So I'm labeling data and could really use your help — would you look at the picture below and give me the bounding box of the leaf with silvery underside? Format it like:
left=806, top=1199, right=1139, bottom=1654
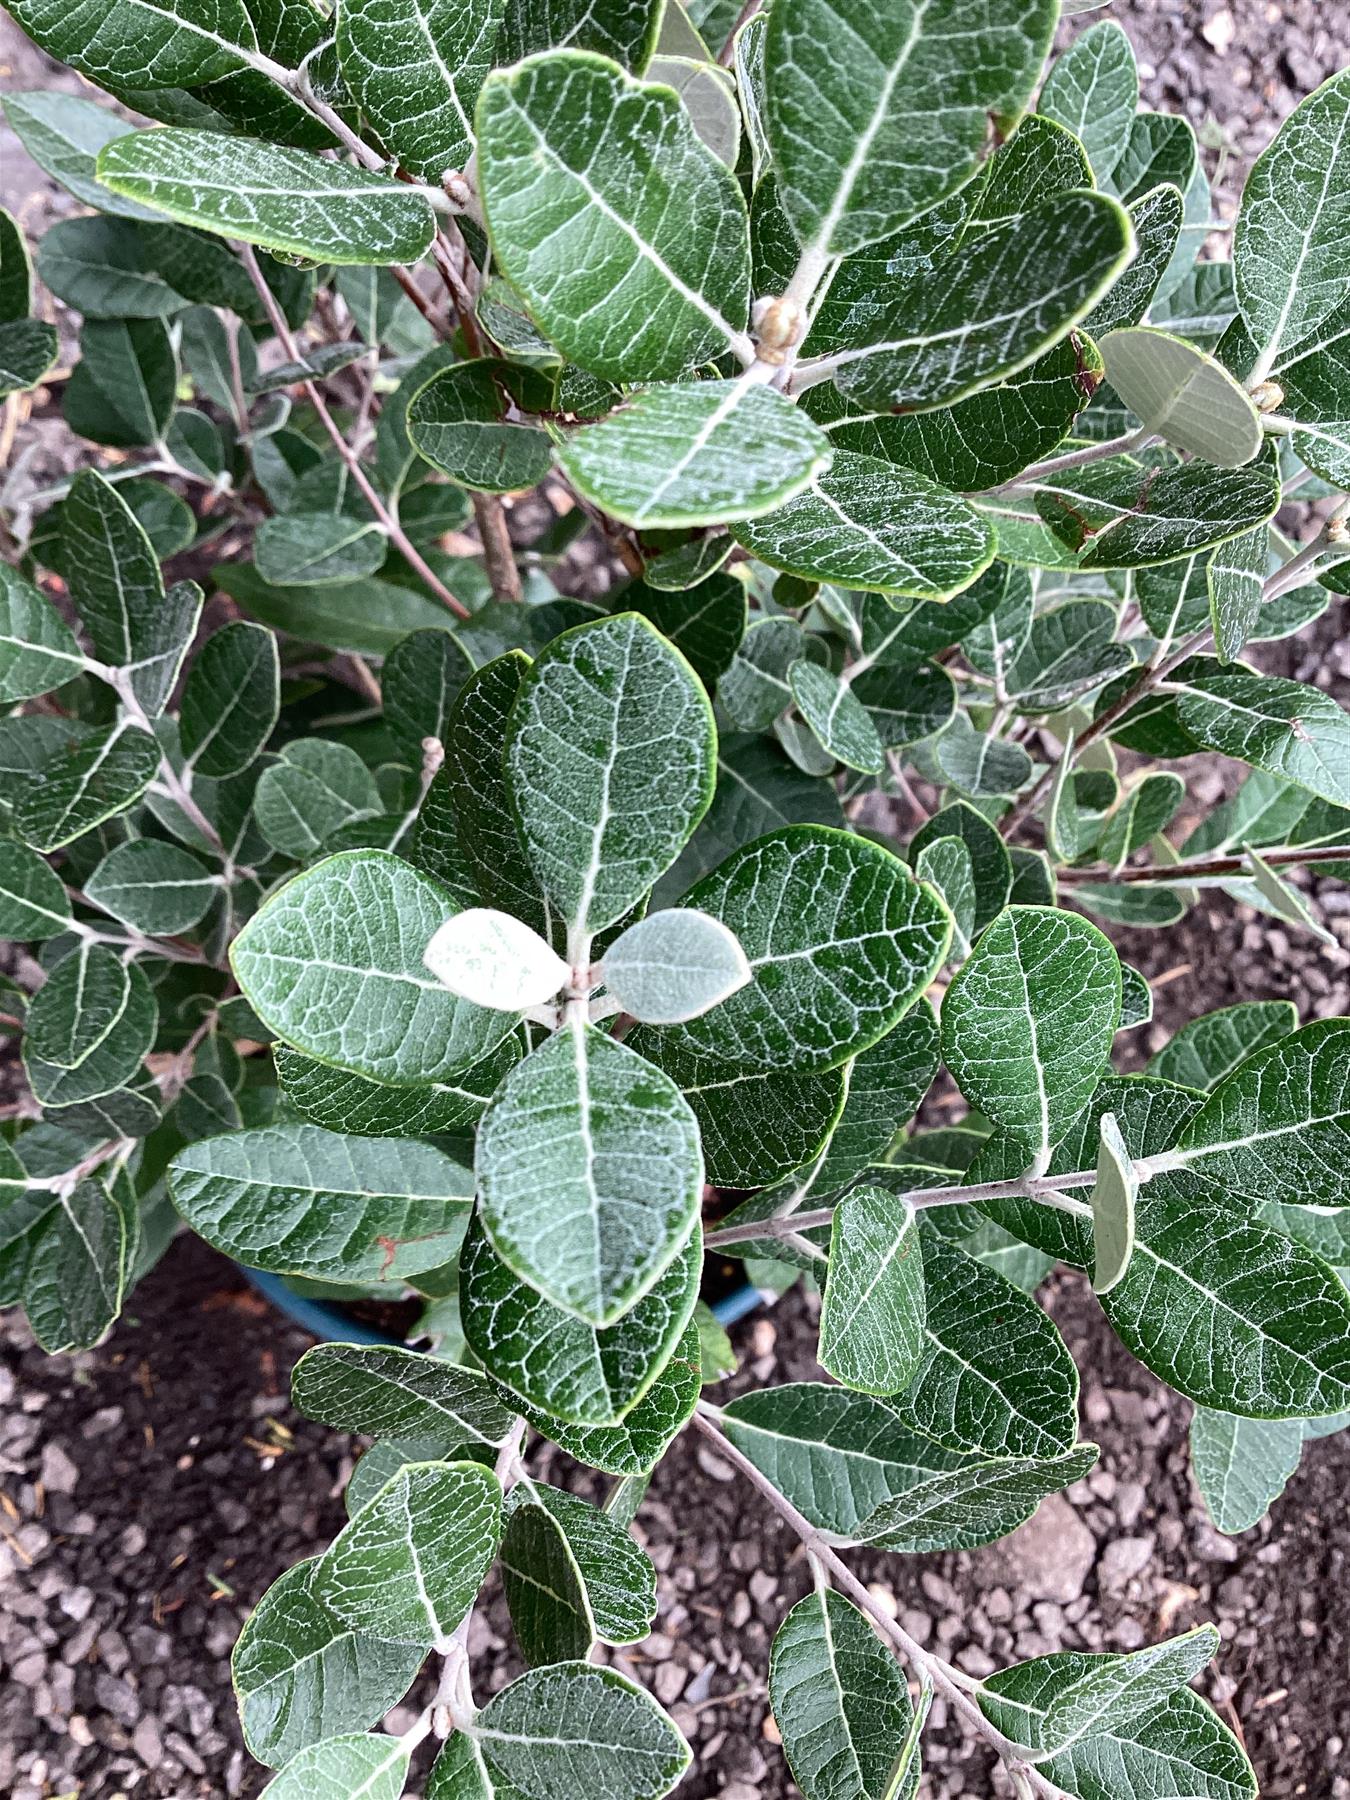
left=1090, top=1111, right=1137, bottom=1295
left=552, top=379, right=830, bottom=529
left=259, top=1732, right=410, bottom=1800
left=941, top=905, right=1121, bottom=1167
left=1006, top=599, right=1135, bottom=713
left=764, top=0, right=1057, bottom=259
left=769, top=1588, right=916, bottom=1800
left=423, top=908, right=570, bottom=1013
left=1084, top=184, right=1184, bottom=338
left=2, top=92, right=158, bottom=222
left=658, top=826, right=950, bottom=1072
left=408, top=358, right=554, bottom=495
left=933, top=717, right=1032, bottom=800
left=1039, top=19, right=1138, bottom=186
left=0, top=841, right=73, bottom=942
left=231, top=1556, right=425, bottom=1769
left=26, top=943, right=131, bottom=1071
left=977, top=1626, right=1221, bottom=1757
left=460, top=1210, right=699, bottom=1426
left=1174, top=671, right=1350, bottom=812
left=20, top=1177, right=130, bottom=1355
left=1038, top=1686, right=1257, bottom=1800
left=732, top=452, right=995, bottom=599
left=812, top=1001, right=941, bottom=1195
left=231, top=850, right=519, bottom=1084
left=1190, top=1410, right=1305, bottom=1536
left=477, top=52, right=750, bottom=382
left=12, top=725, right=159, bottom=853
left=820, top=1187, right=925, bottom=1396
left=788, top=660, right=883, bottom=775
left=506, top=613, right=714, bottom=939
left=599, top=908, right=751, bottom=1025
left=1147, top=1000, right=1298, bottom=1092
left=179, top=621, right=279, bottom=779
left=831, top=191, right=1131, bottom=414
left=511, top=1483, right=656, bottom=1645
left=97, top=131, right=437, bottom=266
left=1074, top=883, right=1189, bottom=929
left=475, top=1023, right=701, bottom=1326
left=496, top=0, right=663, bottom=70
left=1100, top=328, right=1262, bottom=468
left=1164, top=1017, right=1350, bottom=1208
left=337, top=0, right=502, bottom=182
left=884, top=1228, right=1082, bottom=1460
left=805, top=334, right=1106, bottom=496
left=291, top=1341, right=516, bottom=1445
left=1234, top=69, right=1350, bottom=374
left=317, top=1461, right=501, bottom=1650
left=719, top=617, right=821, bottom=733
left=0, top=564, right=85, bottom=705
left=169, top=1124, right=474, bottom=1284
left=624, top=576, right=747, bottom=685
left=7, top=0, right=259, bottom=91
left=503, top=1319, right=701, bottom=1476
left=472, top=1660, right=691, bottom=1800
left=501, top=1499, right=594, bottom=1665
left=1034, top=445, right=1282, bottom=570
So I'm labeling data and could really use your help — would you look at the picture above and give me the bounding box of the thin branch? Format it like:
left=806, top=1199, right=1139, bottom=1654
left=691, top=1407, right=1076, bottom=1800
left=471, top=492, right=523, bottom=603
left=716, top=0, right=762, bottom=65
left=1060, top=841, right=1350, bottom=885
left=980, top=427, right=1156, bottom=495
left=704, top=1169, right=1097, bottom=1250
left=239, top=245, right=472, bottom=621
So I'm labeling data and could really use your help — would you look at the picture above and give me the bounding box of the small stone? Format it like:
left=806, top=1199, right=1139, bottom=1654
left=976, top=1494, right=1097, bottom=1604
left=38, top=1444, right=79, bottom=1496
left=1099, top=1535, right=1156, bottom=1591
left=58, top=1587, right=94, bottom=1624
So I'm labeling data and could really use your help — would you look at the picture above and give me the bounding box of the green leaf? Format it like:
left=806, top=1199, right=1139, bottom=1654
left=36, top=215, right=188, bottom=319
left=504, top=1318, right=701, bottom=1474
left=254, top=740, right=383, bottom=859
left=501, top=1500, right=594, bottom=1664
left=317, top=1460, right=501, bottom=1649
left=1147, top=999, right=1297, bottom=1092
left=0, top=314, right=58, bottom=399
left=812, top=1001, right=941, bottom=1193
left=1105, top=108, right=1197, bottom=203
left=23, top=960, right=158, bottom=1110
left=180, top=620, right=280, bottom=777
left=1090, top=1111, right=1137, bottom=1295
left=1083, top=183, right=1184, bottom=336
left=1175, top=671, right=1350, bottom=811
left=424, top=1734, right=505, bottom=1800
left=1190, top=1410, right=1305, bottom=1536
left=477, top=50, right=751, bottom=381
left=932, top=718, right=1032, bottom=800
left=232, top=849, right=519, bottom=1083
left=63, top=317, right=175, bottom=447
left=599, top=908, right=750, bottom=1024
left=552, top=379, right=831, bottom=528
left=732, top=452, right=994, bottom=599
left=623, top=576, right=747, bottom=684
left=259, top=1733, right=410, bottom=1800
left=459, top=1209, right=700, bottom=1425
left=941, top=905, right=1121, bottom=1165
left=381, top=628, right=474, bottom=768
left=169, top=1124, right=475, bottom=1283
left=819, top=1186, right=925, bottom=1396
left=60, top=467, right=163, bottom=670
left=719, top=616, right=820, bottom=732
left=514, top=1484, right=657, bottom=1644
left=506, top=613, right=715, bottom=939
left=764, top=0, right=1055, bottom=258
left=12, top=724, right=159, bottom=852
left=661, top=826, right=950, bottom=1071
left=97, top=130, right=438, bottom=265
left=789, top=660, right=883, bottom=774
left=216, top=563, right=460, bottom=657
left=1038, top=1688, right=1257, bottom=1800
left=21, top=1178, right=130, bottom=1354
left=844, top=1444, right=1099, bottom=1553
left=275, top=1037, right=520, bottom=1138
left=1099, top=327, right=1262, bottom=467
left=0, top=563, right=85, bottom=703
left=832, top=192, right=1131, bottom=413
left=255, top=513, right=388, bottom=588
left=26, top=943, right=131, bottom=1070
left=475, top=1022, right=702, bottom=1326
left=7, top=0, right=257, bottom=91
left=496, top=0, right=662, bottom=71
left=291, top=1341, right=516, bottom=1443
left=977, top=1627, right=1221, bottom=1755
left=473, top=1661, right=690, bottom=1799
left=232, top=1556, right=424, bottom=1769
left=910, top=801, right=1011, bottom=935
left=1233, top=69, right=1350, bottom=374
left=1039, top=20, right=1138, bottom=186
left=0, top=840, right=74, bottom=942
left=2, top=91, right=157, bottom=221
left=408, top=358, right=555, bottom=494
left=337, top=0, right=502, bottom=180
left=769, top=1588, right=915, bottom=1800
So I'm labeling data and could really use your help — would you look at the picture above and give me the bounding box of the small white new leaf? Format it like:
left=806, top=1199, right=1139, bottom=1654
left=1092, top=1111, right=1138, bottom=1295
left=424, top=907, right=570, bottom=1012
left=599, top=910, right=751, bottom=1026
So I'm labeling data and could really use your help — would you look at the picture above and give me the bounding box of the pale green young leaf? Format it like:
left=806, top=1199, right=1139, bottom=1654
left=1099, top=328, right=1262, bottom=467
left=317, top=1461, right=502, bottom=1649
left=477, top=51, right=752, bottom=381
left=0, top=840, right=74, bottom=942
left=769, top=1588, right=915, bottom=1800
left=180, top=620, right=279, bottom=777
left=290, top=1342, right=517, bottom=1445
left=459, top=1211, right=700, bottom=1426
left=506, top=613, right=715, bottom=938
left=1091, top=1111, right=1137, bottom=1295
left=788, top=660, right=883, bottom=775
left=1190, top=1410, right=1305, bottom=1535
left=1039, top=20, right=1138, bottom=185
left=732, top=451, right=995, bottom=598
left=1175, top=672, right=1350, bottom=811
left=819, top=1187, right=925, bottom=1396
left=12, top=724, right=159, bottom=852
left=22, top=1177, right=129, bottom=1354
left=169, top=1124, right=475, bottom=1283
left=599, top=908, right=751, bottom=1025
left=337, top=0, right=503, bottom=181
left=475, top=1022, right=702, bottom=1326
left=98, top=131, right=438, bottom=265
left=231, top=850, right=520, bottom=1084
left=231, top=1556, right=425, bottom=1769
left=259, top=1733, right=410, bottom=1800
left=1146, top=1000, right=1297, bottom=1092
left=554, top=379, right=831, bottom=529
left=1039, top=1688, right=1256, bottom=1800
left=661, top=826, right=951, bottom=1071
left=423, top=907, right=570, bottom=1012
left=501, top=1501, right=594, bottom=1666
left=941, top=905, right=1122, bottom=1166
left=1240, top=843, right=1338, bottom=946
left=764, top=0, right=1057, bottom=258
left=647, top=53, right=740, bottom=166
left=473, top=1661, right=691, bottom=1799
left=0, top=563, right=86, bottom=704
